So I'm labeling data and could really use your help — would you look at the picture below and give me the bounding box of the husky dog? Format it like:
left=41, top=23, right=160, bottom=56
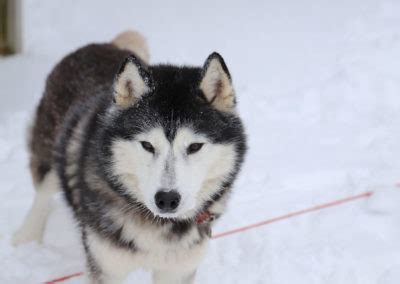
left=13, top=30, right=247, bottom=283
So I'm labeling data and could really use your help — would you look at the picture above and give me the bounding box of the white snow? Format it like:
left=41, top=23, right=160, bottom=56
left=1, top=0, right=400, bottom=283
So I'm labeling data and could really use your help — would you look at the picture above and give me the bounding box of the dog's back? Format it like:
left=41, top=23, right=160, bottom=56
left=30, top=32, right=148, bottom=185
left=13, top=31, right=149, bottom=245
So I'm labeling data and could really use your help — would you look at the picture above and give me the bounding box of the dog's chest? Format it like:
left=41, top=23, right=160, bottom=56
left=87, top=214, right=209, bottom=274
left=125, top=218, right=207, bottom=266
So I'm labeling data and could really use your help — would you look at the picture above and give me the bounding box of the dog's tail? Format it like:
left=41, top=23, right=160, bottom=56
left=112, top=30, right=150, bottom=64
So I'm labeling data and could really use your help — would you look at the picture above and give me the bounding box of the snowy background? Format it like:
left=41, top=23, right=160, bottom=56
left=1, top=0, right=400, bottom=283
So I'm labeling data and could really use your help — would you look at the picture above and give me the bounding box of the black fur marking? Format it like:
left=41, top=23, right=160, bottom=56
left=54, top=101, right=89, bottom=213
left=170, top=221, right=193, bottom=237
left=82, top=227, right=103, bottom=281
left=102, top=64, right=245, bottom=145
left=35, top=162, right=51, bottom=183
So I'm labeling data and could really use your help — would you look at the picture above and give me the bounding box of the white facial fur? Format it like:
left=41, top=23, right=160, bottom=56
left=111, top=127, right=236, bottom=219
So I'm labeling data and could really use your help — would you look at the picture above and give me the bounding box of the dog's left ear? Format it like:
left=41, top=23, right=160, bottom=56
left=200, top=52, right=235, bottom=112
left=113, top=55, right=153, bottom=108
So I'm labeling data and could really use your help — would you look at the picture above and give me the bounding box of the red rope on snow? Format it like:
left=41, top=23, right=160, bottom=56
left=43, top=190, right=373, bottom=283
left=212, top=191, right=373, bottom=239
left=44, top=272, right=84, bottom=284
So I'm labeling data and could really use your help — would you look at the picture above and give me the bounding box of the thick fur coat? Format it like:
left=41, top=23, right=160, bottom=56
left=13, top=31, right=247, bottom=284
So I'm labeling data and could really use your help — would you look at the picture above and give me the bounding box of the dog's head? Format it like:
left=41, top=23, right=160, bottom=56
left=100, top=53, right=246, bottom=220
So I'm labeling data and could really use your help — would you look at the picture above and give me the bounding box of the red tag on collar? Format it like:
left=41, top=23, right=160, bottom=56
left=196, top=211, right=214, bottom=224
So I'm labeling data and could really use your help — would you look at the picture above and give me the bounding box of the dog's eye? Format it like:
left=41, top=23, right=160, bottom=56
left=187, top=143, right=204, bottom=155
left=140, top=141, right=155, bottom=154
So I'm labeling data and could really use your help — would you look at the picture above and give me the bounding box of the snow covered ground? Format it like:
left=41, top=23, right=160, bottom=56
left=1, top=0, right=400, bottom=283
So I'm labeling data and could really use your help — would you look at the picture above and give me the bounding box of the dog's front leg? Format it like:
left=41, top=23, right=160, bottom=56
left=151, top=236, right=209, bottom=284
left=152, top=269, right=196, bottom=284
left=83, top=245, right=131, bottom=284
left=83, top=228, right=136, bottom=284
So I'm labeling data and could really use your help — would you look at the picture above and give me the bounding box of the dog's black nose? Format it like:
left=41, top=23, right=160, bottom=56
left=155, top=191, right=181, bottom=212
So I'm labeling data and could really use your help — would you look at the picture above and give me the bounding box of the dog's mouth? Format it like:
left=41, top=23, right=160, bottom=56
left=149, top=206, right=196, bottom=221
left=155, top=211, right=179, bottom=219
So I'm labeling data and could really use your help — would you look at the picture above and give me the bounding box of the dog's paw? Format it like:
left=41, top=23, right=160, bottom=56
left=12, top=228, right=42, bottom=246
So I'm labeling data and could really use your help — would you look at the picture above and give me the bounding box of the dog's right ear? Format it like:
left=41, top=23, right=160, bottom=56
left=113, top=55, right=153, bottom=108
